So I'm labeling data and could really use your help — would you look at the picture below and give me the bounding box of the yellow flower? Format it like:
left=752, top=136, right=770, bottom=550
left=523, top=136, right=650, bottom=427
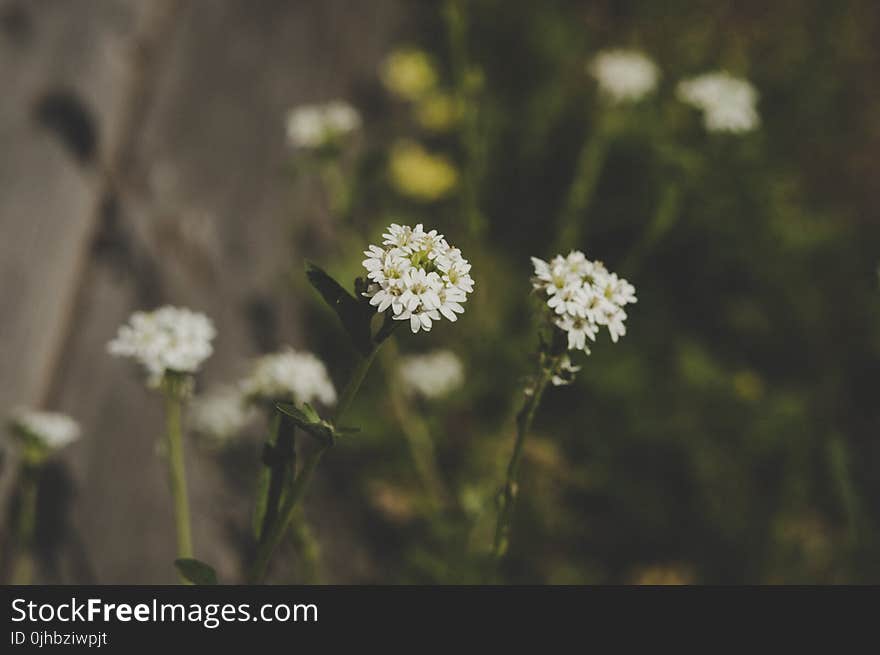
left=388, top=140, right=458, bottom=201
left=415, top=92, right=462, bottom=132
left=381, top=49, right=438, bottom=101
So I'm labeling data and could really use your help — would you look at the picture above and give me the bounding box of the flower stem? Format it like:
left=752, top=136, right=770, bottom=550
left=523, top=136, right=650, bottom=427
left=380, top=340, right=448, bottom=508
left=335, top=348, right=378, bottom=424
left=165, top=389, right=193, bottom=582
left=11, top=466, right=39, bottom=585
left=444, top=0, right=486, bottom=239
left=554, top=113, right=612, bottom=252
left=492, top=361, right=554, bottom=561
left=248, top=347, right=379, bottom=584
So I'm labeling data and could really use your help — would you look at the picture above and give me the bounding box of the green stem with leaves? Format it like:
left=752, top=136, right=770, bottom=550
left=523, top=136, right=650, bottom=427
left=164, top=385, right=193, bottom=583
left=11, top=466, right=39, bottom=585
left=492, top=358, right=556, bottom=560
left=248, top=347, right=379, bottom=584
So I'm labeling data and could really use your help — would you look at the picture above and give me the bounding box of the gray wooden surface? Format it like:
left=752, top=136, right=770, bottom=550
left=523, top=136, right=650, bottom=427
left=0, top=0, right=400, bottom=583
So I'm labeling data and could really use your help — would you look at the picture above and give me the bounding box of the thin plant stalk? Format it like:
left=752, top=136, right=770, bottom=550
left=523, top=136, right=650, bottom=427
left=445, top=0, right=487, bottom=238
left=380, top=340, right=448, bottom=508
left=492, top=360, right=556, bottom=560
left=164, top=387, right=193, bottom=582
left=248, top=347, right=379, bottom=584
left=553, top=112, right=613, bottom=253
left=290, top=508, right=322, bottom=584
left=10, top=467, right=39, bottom=585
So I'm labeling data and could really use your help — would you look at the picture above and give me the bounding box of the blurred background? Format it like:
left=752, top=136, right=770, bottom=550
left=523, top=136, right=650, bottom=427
left=1, top=0, right=879, bottom=584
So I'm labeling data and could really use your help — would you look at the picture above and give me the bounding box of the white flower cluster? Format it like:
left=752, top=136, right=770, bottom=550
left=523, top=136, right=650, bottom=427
left=286, top=101, right=361, bottom=148
left=677, top=71, right=759, bottom=133
left=108, top=306, right=216, bottom=381
left=589, top=49, right=659, bottom=104
left=363, top=224, right=474, bottom=334
left=241, top=348, right=337, bottom=406
left=398, top=350, right=464, bottom=399
left=10, top=408, right=81, bottom=450
left=531, top=251, right=637, bottom=352
left=190, top=386, right=252, bottom=444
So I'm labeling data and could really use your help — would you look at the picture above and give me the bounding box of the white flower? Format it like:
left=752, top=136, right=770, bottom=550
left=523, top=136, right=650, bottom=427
left=363, top=223, right=474, bottom=334
left=398, top=350, right=465, bottom=399
left=190, top=386, right=252, bottom=444
left=241, top=347, right=337, bottom=406
left=286, top=101, right=361, bottom=148
left=532, top=250, right=636, bottom=354
left=10, top=408, right=80, bottom=450
left=108, top=306, right=216, bottom=382
left=589, top=49, right=659, bottom=104
left=677, top=71, right=759, bottom=133
left=551, top=354, right=581, bottom=387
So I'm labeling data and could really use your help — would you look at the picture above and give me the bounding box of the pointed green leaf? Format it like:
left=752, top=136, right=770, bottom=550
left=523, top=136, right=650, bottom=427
left=305, top=262, right=374, bottom=356
left=174, top=559, right=217, bottom=585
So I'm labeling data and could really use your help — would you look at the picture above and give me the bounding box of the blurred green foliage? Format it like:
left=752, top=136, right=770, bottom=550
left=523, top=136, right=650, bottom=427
left=289, top=0, right=880, bottom=583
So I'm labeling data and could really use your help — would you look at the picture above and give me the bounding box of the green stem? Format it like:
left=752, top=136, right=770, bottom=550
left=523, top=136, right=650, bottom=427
left=445, top=0, right=486, bottom=238
left=248, top=348, right=379, bottom=584
left=335, top=348, right=378, bottom=425
left=290, top=508, right=322, bottom=584
left=554, top=113, right=612, bottom=252
left=381, top=341, right=448, bottom=508
left=260, top=412, right=296, bottom=540
left=11, top=466, right=39, bottom=585
left=248, top=444, right=327, bottom=584
left=165, top=389, right=193, bottom=582
left=492, top=361, right=554, bottom=561
left=320, top=160, right=352, bottom=220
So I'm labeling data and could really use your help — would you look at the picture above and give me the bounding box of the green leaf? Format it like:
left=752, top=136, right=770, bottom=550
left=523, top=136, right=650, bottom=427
left=275, top=402, right=336, bottom=445
left=306, top=262, right=374, bottom=356
left=174, top=559, right=217, bottom=585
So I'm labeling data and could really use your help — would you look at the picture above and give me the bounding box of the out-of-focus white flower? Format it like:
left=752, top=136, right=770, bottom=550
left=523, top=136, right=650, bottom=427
left=677, top=71, right=759, bottom=133
left=190, top=386, right=251, bottom=445
left=362, top=223, right=474, bottom=334
left=10, top=408, right=80, bottom=450
left=398, top=350, right=464, bottom=399
left=589, top=49, right=659, bottom=104
left=108, top=306, right=216, bottom=382
left=286, top=101, right=361, bottom=148
left=550, top=354, right=581, bottom=386
left=241, top=348, right=337, bottom=406
left=531, top=251, right=636, bottom=354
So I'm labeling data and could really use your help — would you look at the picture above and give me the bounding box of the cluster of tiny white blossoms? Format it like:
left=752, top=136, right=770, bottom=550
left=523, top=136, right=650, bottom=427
left=10, top=408, right=81, bottom=450
left=107, top=306, right=216, bottom=382
left=589, top=49, right=659, bottom=104
left=398, top=350, right=464, bottom=399
left=240, top=347, right=337, bottom=407
left=363, top=223, right=474, bottom=334
left=190, top=386, right=252, bottom=444
left=286, top=101, right=361, bottom=148
left=676, top=71, right=759, bottom=133
left=531, top=251, right=637, bottom=353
